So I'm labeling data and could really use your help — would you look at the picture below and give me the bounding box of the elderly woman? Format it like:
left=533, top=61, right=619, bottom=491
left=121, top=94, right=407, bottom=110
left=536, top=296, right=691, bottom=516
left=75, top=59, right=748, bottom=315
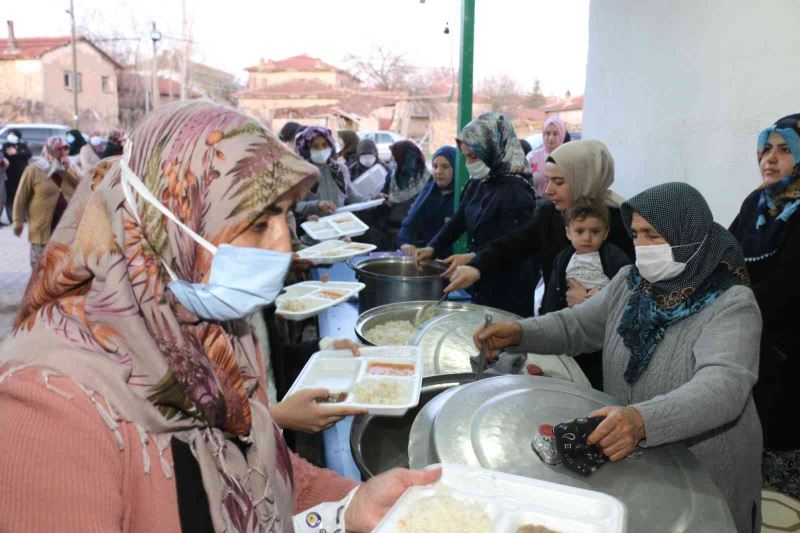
left=527, top=116, right=568, bottom=197
left=729, top=113, right=800, bottom=498
left=477, top=182, right=762, bottom=533
left=416, top=113, right=537, bottom=317
left=294, top=126, right=370, bottom=219
left=12, top=136, right=82, bottom=269
left=397, top=145, right=456, bottom=257
left=0, top=102, right=438, bottom=532
left=445, top=140, right=635, bottom=313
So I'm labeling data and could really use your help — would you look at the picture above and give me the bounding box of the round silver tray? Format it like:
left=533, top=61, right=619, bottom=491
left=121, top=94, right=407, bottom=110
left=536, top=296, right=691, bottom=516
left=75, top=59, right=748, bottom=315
left=354, top=300, right=519, bottom=348
left=410, top=375, right=735, bottom=532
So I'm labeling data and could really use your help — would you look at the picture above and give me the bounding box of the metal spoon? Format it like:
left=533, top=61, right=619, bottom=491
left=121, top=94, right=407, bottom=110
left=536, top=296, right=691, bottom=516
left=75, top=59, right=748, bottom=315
left=475, top=314, right=494, bottom=381
left=413, top=292, right=448, bottom=326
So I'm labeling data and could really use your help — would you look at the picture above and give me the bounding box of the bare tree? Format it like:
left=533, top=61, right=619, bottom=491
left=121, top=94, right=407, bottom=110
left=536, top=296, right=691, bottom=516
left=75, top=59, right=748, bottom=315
left=344, top=46, right=414, bottom=91
left=527, top=78, right=546, bottom=108
left=479, top=74, right=526, bottom=118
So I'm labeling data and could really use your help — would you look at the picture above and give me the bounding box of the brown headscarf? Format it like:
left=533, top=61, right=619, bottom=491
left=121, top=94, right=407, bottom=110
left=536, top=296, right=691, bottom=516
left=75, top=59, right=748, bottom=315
left=548, top=140, right=624, bottom=208
left=0, top=101, right=318, bottom=532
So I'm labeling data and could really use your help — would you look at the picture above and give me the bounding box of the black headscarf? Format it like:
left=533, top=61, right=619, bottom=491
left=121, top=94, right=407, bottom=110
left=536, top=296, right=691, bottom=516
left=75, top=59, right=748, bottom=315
left=617, top=182, right=750, bottom=383
left=387, top=141, right=430, bottom=204
left=66, top=129, right=86, bottom=156
left=278, top=121, right=304, bottom=144
left=519, top=139, right=532, bottom=156
left=349, top=139, right=389, bottom=180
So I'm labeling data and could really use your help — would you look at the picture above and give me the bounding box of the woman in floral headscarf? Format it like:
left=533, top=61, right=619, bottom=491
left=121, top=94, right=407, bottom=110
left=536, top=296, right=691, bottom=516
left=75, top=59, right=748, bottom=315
left=12, top=135, right=82, bottom=268
left=729, top=113, right=800, bottom=498
left=416, top=112, right=538, bottom=316
left=293, top=126, right=370, bottom=219
left=0, top=101, right=438, bottom=533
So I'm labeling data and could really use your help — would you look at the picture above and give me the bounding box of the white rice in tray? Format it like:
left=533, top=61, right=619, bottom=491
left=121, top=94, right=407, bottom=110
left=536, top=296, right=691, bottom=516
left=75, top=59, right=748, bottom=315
left=365, top=320, right=416, bottom=345
left=395, top=492, right=492, bottom=533
left=352, top=380, right=406, bottom=405
left=279, top=299, right=316, bottom=312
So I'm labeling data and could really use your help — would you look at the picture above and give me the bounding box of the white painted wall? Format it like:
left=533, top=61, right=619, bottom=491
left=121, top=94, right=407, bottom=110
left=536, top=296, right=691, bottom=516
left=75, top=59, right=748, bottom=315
left=583, top=0, right=800, bottom=225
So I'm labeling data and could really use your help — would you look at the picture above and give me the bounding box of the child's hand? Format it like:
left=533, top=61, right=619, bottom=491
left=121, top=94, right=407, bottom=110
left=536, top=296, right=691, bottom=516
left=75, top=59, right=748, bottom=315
left=566, top=278, right=590, bottom=307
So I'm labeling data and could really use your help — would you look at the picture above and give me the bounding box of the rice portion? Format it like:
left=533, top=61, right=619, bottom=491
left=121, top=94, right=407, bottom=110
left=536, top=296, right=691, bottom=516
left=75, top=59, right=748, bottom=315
left=352, top=380, right=405, bottom=405
left=365, top=320, right=416, bottom=345
left=279, top=299, right=316, bottom=312
left=395, top=492, right=492, bottom=533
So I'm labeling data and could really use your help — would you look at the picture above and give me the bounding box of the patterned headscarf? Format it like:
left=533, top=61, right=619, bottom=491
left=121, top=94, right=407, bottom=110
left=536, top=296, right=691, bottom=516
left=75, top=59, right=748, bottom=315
left=0, top=101, right=319, bottom=532
left=43, top=135, right=68, bottom=162
left=294, top=126, right=346, bottom=193
left=617, top=182, right=749, bottom=383
left=456, top=112, right=532, bottom=181
left=739, top=113, right=800, bottom=259
left=387, top=140, right=430, bottom=204
left=548, top=140, right=624, bottom=208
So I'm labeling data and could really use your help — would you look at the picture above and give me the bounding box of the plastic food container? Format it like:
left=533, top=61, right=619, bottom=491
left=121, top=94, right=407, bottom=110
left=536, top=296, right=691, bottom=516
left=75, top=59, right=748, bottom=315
left=374, top=463, right=627, bottom=533
left=301, top=212, right=369, bottom=241
left=285, top=346, right=423, bottom=416
left=294, top=240, right=377, bottom=265
left=275, top=281, right=365, bottom=321
left=334, top=198, right=385, bottom=214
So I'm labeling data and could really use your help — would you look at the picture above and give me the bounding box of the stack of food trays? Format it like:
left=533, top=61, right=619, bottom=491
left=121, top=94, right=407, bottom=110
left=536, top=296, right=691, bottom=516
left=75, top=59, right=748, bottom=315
left=301, top=211, right=369, bottom=241
left=375, top=464, right=626, bottom=533
left=294, top=240, right=377, bottom=265
left=276, top=281, right=365, bottom=321
left=334, top=198, right=385, bottom=213
left=285, top=346, right=423, bottom=416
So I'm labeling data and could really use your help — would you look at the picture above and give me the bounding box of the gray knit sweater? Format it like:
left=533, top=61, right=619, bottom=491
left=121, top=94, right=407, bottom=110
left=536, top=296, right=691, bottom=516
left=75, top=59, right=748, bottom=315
left=515, top=266, right=762, bottom=533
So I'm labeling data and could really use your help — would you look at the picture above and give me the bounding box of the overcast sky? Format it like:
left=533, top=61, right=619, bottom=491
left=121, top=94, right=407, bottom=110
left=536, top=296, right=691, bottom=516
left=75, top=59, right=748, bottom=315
left=8, top=0, right=589, bottom=96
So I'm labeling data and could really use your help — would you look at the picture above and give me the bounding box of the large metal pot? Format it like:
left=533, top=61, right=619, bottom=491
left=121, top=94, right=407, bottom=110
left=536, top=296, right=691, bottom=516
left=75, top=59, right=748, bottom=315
left=350, top=373, right=475, bottom=479
left=348, top=256, right=447, bottom=313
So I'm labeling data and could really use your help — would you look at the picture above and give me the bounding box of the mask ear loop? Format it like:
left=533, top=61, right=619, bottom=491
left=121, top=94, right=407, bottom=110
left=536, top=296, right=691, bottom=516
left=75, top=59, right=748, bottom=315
left=118, top=142, right=218, bottom=282
left=671, top=234, right=708, bottom=264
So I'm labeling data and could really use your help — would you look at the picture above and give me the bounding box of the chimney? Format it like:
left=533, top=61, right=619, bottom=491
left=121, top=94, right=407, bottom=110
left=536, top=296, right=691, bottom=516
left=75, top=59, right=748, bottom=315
left=6, top=20, right=19, bottom=53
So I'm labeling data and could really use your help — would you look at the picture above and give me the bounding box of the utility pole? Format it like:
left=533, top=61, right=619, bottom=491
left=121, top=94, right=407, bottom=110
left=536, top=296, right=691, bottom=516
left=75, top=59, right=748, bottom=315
left=453, top=0, right=475, bottom=253
left=149, top=22, right=162, bottom=110
left=67, top=0, right=79, bottom=128
left=180, top=0, right=190, bottom=101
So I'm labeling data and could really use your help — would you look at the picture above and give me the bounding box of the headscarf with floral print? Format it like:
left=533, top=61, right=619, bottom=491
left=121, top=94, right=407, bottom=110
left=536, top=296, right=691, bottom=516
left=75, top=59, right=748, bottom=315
left=0, top=101, right=319, bottom=532
left=293, top=126, right=346, bottom=193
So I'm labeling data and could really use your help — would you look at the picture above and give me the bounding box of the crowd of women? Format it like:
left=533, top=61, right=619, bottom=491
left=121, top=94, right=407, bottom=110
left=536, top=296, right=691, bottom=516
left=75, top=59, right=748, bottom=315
left=0, top=100, right=797, bottom=533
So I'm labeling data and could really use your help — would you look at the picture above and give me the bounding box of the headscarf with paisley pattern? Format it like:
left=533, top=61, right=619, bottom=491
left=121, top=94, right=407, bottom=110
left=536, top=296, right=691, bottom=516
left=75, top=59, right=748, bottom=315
left=0, top=100, right=319, bottom=532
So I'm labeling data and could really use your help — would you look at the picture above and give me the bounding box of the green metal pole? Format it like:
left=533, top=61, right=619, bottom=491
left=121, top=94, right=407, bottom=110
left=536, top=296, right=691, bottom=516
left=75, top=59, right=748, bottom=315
left=453, top=0, right=475, bottom=253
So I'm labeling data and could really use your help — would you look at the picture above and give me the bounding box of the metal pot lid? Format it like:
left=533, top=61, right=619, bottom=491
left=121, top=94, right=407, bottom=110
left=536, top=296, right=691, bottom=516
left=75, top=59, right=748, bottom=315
left=409, top=310, right=587, bottom=382
left=428, top=375, right=734, bottom=532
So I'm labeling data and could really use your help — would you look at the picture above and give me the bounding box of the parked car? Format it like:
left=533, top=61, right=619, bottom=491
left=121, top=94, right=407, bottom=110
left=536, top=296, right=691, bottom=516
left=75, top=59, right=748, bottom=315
left=358, top=130, right=404, bottom=162
left=0, top=123, right=71, bottom=157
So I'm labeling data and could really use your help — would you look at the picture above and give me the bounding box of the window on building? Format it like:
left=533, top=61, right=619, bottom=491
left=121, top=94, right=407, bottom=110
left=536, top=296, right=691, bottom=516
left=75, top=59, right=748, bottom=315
left=101, top=75, right=110, bottom=92
left=63, top=71, right=83, bottom=92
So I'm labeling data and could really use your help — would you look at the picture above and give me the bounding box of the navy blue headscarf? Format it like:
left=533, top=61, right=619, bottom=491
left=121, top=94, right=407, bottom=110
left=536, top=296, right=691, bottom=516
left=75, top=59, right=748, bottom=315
left=617, top=183, right=749, bottom=384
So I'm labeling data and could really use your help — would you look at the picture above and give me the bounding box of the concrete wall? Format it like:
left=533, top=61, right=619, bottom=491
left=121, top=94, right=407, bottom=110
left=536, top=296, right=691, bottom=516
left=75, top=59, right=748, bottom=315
left=583, top=0, right=800, bottom=225
left=41, top=42, right=119, bottom=129
left=0, top=59, right=44, bottom=101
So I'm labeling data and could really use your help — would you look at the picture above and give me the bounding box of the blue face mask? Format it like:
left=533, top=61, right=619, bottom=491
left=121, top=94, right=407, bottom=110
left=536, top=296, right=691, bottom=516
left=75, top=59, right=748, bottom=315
left=119, top=144, right=292, bottom=321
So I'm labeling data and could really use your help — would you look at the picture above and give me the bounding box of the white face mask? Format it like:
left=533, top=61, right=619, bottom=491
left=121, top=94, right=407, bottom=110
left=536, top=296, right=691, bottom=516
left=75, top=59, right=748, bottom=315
left=310, top=148, right=332, bottom=164
left=635, top=237, right=705, bottom=283
left=90, top=136, right=103, bottom=146
left=359, top=154, right=376, bottom=168
left=66, top=133, right=76, bottom=145
left=7, top=134, right=19, bottom=144
left=466, top=160, right=491, bottom=180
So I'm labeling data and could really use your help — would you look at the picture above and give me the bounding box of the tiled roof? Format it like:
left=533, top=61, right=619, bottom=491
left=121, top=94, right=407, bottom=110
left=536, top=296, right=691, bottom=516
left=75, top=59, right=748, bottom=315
left=0, top=35, right=122, bottom=68
left=245, top=54, right=347, bottom=74
left=236, top=78, right=346, bottom=99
